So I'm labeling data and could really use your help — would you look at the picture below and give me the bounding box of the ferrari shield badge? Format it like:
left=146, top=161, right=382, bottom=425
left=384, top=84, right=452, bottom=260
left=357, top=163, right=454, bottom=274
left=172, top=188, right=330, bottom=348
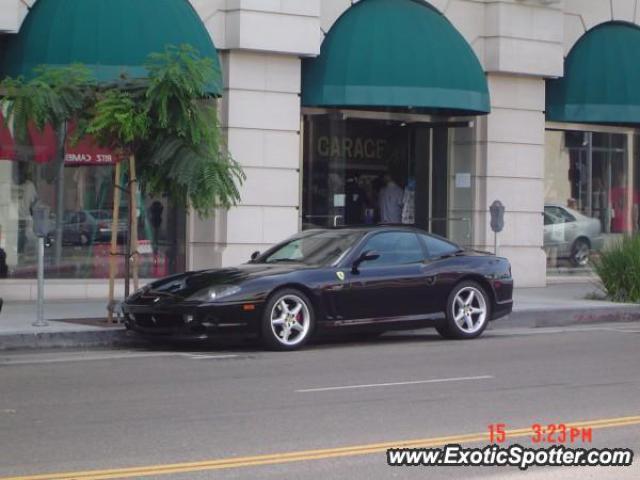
left=336, top=271, right=345, bottom=281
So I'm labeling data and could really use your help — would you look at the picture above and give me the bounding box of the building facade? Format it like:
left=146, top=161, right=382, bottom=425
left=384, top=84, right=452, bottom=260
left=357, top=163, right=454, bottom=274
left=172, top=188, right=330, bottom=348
left=1, top=0, right=640, bottom=299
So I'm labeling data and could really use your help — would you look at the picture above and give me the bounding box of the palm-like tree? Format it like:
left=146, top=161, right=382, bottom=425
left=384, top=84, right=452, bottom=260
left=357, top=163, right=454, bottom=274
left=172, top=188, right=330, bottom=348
left=2, top=46, right=244, bottom=320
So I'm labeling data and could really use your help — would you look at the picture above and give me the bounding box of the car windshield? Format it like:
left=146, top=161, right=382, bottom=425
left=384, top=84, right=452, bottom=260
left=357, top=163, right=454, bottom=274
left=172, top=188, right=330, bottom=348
left=259, top=230, right=363, bottom=266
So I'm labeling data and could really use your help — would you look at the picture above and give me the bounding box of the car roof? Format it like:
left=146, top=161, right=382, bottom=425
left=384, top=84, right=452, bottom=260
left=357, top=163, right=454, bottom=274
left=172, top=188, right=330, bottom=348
left=544, top=203, right=586, bottom=219
left=300, top=225, right=458, bottom=245
left=306, top=224, right=426, bottom=234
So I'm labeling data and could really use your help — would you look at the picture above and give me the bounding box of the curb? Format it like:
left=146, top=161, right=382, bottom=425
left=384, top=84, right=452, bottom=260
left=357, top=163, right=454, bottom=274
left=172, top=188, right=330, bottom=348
left=0, top=328, right=149, bottom=351
left=492, top=306, right=640, bottom=330
left=1, top=306, right=639, bottom=350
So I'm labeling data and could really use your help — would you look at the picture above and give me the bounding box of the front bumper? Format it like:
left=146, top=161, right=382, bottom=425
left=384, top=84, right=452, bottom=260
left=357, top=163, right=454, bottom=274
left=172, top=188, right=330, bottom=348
left=121, top=300, right=262, bottom=338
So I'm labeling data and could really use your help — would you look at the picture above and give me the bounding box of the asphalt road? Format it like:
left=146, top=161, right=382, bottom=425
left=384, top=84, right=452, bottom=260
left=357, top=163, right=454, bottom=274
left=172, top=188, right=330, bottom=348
left=1, top=323, right=639, bottom=479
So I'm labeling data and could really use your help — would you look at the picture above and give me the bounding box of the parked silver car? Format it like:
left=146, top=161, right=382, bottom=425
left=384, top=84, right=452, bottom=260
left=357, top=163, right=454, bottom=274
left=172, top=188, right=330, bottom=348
left=62, top=209, right=127, bottom=245
left=543, top=204, right=604, bottom=266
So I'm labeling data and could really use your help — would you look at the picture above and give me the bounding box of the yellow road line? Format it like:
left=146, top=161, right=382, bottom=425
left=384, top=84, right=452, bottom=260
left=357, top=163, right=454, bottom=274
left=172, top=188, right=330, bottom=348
left=2, top=415, right=639, bottom=480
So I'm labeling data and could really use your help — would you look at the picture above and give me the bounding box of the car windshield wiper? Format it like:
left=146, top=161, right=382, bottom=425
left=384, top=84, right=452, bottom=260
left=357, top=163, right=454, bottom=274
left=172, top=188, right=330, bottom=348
left=266, top=258, right=301, bottom=264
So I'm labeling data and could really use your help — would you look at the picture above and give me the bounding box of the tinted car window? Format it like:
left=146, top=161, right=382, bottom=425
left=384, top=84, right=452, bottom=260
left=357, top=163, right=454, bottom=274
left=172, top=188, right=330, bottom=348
left=360, top=232, right=424, bottom=267
left=419, top=233, right=459, bottom=258
left=261, top=230, right=363, bottom=266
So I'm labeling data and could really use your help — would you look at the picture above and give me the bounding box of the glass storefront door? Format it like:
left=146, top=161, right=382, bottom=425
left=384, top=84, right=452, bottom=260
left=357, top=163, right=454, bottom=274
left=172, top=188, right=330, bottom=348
left=544, top=128, right=639, bottom=274
left=301, top=114, right=450, bottom=236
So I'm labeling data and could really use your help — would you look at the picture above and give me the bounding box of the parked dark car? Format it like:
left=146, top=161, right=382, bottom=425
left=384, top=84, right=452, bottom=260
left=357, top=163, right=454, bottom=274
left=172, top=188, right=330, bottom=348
left=123, top=226, right=513, bottom=350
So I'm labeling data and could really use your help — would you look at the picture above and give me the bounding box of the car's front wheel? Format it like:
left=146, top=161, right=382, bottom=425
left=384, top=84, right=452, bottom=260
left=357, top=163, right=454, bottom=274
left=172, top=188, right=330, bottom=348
left=436, top=281, right=490, bottom=339
left=261, top=289, right=315, bottom=351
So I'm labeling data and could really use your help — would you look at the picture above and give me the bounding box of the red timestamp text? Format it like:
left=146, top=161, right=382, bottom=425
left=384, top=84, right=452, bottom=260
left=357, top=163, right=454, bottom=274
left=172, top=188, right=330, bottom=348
left=488, top=423, right=593, bottom=444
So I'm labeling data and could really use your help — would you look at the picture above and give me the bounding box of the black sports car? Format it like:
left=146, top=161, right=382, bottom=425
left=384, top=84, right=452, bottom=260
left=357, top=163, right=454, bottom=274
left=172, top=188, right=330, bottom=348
left=123, top=226, right=513, bottom=350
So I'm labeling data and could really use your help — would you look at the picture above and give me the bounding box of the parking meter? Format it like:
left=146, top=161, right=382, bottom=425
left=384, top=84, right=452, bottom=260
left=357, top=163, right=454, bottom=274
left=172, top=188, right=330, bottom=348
left=489, top=200, right=505, bottom=255
left=32, top=204, right=50, bottom=327
left=32, top=204, right=51, bottom=238
left=490, top=201, right=505, bottom=233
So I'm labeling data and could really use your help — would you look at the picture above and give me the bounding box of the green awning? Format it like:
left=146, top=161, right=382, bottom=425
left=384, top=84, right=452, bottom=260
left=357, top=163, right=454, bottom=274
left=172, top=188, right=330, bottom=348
left=0, top=0, right=222, bottom=95
left=547, top=22, right=640, bottom=125
left=302, top=0, right=490, bottom=115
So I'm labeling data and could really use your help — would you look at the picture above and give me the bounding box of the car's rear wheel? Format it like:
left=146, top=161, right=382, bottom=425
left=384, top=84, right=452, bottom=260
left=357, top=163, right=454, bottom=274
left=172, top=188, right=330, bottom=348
left=436, top=281, right=490, bottom=339
left=570, top=238, right=590, bottom=267
left=261, top=289, right=314, bottom=351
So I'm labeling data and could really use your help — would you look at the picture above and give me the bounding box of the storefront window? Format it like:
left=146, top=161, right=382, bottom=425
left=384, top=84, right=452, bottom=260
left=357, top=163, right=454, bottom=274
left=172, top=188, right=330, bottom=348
left=0, top=156, right=185, bottom=280
left=302, top=113, right=472, bottom=245
left=544, top=129, right=638, bottom=274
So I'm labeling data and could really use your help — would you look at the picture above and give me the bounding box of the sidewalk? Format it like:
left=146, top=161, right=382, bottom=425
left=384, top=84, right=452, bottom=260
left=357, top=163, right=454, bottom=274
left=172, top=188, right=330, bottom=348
left=0, top=283, right=638, bottom=350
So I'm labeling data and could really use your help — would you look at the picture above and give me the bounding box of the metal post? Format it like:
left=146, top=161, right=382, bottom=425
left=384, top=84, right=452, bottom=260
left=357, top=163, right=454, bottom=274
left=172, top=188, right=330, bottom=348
left=33, top=237, right=48, bottom=327
left=124, top=224, right=131, bottom=299
left=494, top=231, right=499, bottom=257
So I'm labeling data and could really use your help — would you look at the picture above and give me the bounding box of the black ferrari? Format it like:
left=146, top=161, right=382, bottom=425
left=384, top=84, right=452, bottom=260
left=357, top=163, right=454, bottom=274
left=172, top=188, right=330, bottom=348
left=123, top=226, right=513, bottom=350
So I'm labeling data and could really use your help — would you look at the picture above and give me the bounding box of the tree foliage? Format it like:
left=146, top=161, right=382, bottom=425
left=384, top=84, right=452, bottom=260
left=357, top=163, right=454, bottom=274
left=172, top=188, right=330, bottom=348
left=0, top=65, right=94, bottom=145
left=593, top=235, right=640, bottom=303
left=87, top=89, right=149, bottom=152
left=88, top=44, right=244, bottom=215
left=0, top=45, right=243, bottom=216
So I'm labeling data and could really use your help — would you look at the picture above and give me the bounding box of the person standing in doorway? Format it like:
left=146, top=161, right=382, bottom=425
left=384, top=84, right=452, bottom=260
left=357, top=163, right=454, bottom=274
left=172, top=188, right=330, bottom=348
left=378, top=173, right=404, bottom=223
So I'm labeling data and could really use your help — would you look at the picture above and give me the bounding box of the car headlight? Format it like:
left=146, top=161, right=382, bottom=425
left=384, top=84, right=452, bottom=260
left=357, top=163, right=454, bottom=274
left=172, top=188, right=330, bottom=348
left=188, top=285, right=242, bottom=302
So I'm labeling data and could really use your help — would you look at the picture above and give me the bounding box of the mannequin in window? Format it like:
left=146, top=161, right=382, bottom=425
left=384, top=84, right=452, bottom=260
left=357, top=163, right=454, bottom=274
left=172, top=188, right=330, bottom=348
left=17, top=168, right=38, bottom=254
left=378, top=173, right=403, bottom=224
left=610, top=172, right=639, bottom=234
left=402, top=178, right=415, bottom=225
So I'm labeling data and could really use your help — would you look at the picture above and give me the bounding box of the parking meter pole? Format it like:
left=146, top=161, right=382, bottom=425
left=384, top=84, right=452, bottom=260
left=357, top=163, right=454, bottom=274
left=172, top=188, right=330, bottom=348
left=33, top=236, right=48, bottom=327
left=489, top=200, right=505, bottom=257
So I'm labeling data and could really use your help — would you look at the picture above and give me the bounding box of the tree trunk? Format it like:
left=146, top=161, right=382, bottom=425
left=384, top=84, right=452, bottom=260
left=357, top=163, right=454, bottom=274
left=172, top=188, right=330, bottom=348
left=107, top=162, right=122, bottom=323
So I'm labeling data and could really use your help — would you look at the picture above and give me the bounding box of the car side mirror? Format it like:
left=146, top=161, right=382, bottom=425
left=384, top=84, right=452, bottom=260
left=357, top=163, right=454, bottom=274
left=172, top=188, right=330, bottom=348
left=352, top=250, right=380, bottom=273
left=250, top=251, right=260, bottom=261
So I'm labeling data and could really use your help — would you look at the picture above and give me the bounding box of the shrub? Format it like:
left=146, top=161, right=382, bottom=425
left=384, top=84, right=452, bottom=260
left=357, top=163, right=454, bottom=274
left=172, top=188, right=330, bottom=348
left=593, top=235, right=640, bottom=303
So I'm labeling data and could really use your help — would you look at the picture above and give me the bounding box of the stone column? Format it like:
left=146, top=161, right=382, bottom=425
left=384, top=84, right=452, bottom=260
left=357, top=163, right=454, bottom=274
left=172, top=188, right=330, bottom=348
left=188, top=0, right=321, bottom=269
left=472, top=75, right=548, bottom=287
left=469, top=0, right=565, bottom=287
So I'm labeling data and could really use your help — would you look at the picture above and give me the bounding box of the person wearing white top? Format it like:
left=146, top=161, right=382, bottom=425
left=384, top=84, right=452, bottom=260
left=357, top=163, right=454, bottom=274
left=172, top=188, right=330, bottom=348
left=378, top=174, right=404, bottom=223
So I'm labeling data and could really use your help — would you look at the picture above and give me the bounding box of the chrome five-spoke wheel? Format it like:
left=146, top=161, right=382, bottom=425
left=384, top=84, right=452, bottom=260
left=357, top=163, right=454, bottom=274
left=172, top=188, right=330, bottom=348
left=437, top=281, right=490, bottom=339
left=452, top=286, right=487, bottom=335
left=262, top=289, right=314, bottom=350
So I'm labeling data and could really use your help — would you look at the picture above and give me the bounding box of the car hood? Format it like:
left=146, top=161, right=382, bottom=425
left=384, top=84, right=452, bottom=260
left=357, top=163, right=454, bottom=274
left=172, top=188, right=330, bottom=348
left=139, top=263, right=311, bottom=299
